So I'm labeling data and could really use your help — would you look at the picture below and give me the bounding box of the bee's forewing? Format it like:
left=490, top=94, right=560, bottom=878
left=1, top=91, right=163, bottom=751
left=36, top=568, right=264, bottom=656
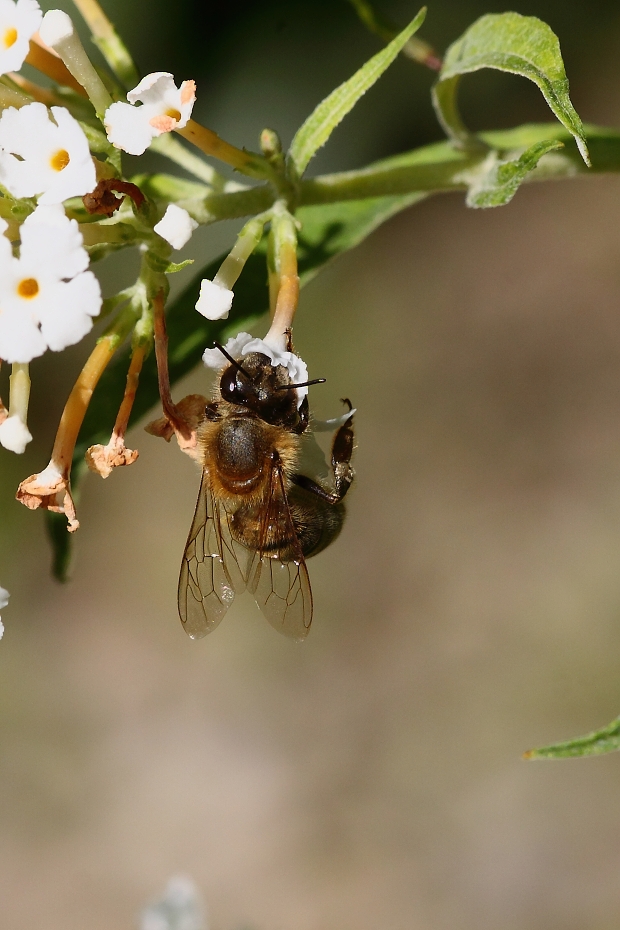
left=246, top=461, right=313, bottom=641
left=178, top=471, right=246, bottom=638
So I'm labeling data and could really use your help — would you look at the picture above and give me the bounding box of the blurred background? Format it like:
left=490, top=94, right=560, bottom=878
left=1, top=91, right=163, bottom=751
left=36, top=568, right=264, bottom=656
left=2, top=1, right=620, bottom=928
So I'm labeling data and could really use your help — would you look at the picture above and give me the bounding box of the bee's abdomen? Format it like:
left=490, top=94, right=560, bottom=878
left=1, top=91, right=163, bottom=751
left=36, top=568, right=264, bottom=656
left=215, top=418, right=266, bottom=491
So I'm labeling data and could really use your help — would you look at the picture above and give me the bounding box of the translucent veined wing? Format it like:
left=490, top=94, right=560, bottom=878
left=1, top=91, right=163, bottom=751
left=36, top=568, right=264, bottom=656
left=178, top=470, right=246, bottom=639
left=246, top=458, right=313, bottom=641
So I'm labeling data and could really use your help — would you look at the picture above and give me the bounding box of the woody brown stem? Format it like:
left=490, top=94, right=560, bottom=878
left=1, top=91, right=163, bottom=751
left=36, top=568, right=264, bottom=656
left=153, top=291, right=191, bottom=440
left=112, top=343, right=144, bottom=441
left=85, top=343, right=144, bottom=477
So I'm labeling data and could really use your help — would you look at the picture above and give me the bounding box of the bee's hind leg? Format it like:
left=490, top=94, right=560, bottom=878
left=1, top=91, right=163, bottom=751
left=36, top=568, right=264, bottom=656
left=330, top=399, right=355, bottom=500
left=292, top=400, right=355, bottom=504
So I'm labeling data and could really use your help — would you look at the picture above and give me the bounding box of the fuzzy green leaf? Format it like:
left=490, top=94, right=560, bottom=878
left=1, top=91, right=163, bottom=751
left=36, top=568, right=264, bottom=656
left=525, top=716, right=620, bottom=759
left=432, top=13, right=590, bottom=167
left=288, top=7, right=427, bottom=179
left=465, top=138, right=564, bottom=207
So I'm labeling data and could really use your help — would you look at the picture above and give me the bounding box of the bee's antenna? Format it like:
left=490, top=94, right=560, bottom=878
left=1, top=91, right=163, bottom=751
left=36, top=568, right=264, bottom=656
left=276, top=378, right=327, bottom=390
left=214, top=342, right=252, bottom=379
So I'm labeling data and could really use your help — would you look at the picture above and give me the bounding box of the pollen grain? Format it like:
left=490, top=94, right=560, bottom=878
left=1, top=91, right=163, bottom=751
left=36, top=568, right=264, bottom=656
left=50, top=149, right=70, bottom=172
left=3, top=27, right=17, bottom=49
left=18, top=278, right=39, bottom=299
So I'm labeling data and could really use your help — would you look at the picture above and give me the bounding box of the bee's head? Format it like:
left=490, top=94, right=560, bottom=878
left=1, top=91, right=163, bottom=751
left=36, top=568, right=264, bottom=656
left=215, top=343, right=324, bottom=424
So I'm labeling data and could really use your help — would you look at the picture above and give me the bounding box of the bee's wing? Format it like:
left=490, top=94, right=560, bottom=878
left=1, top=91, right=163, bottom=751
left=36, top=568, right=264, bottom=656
left=178, top=470, right=246, bottom=639
left=246, top=459, right=313, bottom=641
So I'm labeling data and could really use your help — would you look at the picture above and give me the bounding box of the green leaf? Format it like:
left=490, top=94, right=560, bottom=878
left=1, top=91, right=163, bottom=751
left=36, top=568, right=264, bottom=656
left=288, top=7, right=427, bottom=179
left=144, top=251, right=194, bottom=274
left=525, top=716, right=620, bottom=759
left=163, top=259, right=194, bottom=274
left=464, top=138, right=564, bottom=207
left=432, top=13, right=590, bottom=167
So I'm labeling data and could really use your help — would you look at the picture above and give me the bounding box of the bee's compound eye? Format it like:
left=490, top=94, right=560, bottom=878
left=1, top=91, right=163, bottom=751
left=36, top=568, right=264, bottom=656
left=220, top=365, right=253, bottom=405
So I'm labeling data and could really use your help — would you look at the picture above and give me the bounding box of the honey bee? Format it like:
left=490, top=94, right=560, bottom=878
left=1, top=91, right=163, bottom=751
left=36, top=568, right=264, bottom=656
left=178, top=340, right=355, bottom=641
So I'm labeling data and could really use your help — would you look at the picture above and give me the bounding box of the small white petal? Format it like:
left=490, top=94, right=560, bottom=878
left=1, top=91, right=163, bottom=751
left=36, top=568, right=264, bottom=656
left=0, top=586, right=9, bottom=610
left=195, top=279, right=233, bottom=321
left=21, top=203, right=89, bottom=279
left=0, top=618, right=4, bottom=639
left=0, top=414, right=32, bottom=453
left=154, top=204, right=198, bottom=250
left=127, top=71, right=173, bottom=104
left=0, top=308, right=47, bottom=363
left=202, top=331, right=253, bottom=369
left=104, top=100, right=154, bottom=156
left=39, top=8, right=73, bottom=46
left=38, top=272, right=101, bottom=351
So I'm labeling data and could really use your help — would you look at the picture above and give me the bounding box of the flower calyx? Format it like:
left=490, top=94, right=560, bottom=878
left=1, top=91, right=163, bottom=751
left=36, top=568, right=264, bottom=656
left=85, top=436, right=139, bottom=478
left=16, top=460, right=79, bottom=531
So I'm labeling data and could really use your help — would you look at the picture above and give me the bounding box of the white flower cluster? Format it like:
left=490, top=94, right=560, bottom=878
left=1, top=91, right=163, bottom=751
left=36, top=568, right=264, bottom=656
left=0, top=6, right=102, bottom=373
left=203, top=332, right=309, bottom=407
left=0, top=1, right=203, bottom=463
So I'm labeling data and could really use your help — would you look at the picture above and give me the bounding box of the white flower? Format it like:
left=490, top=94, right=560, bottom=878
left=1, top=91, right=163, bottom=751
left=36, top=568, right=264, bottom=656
left=195, top=278, right=233, bottom=321
left=154, top=203, right=197, bottom=250
left=104, top=72, right=196, bottom=156
left=0, top=584, right=8, bottom=640
left=203, top=331, right=309, bottom=407
left=0, top=102, right=96, bottom=204
left=0, top=412, right=31, bottom=452
left=0, top=0, right=41, bottom=76
left=0, top=205, right=101, bottom=363
left=140, top=876, right=205, bottom=930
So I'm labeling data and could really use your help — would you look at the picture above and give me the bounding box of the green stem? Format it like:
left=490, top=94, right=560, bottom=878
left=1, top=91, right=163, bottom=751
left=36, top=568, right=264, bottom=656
left=299, top=155, right=477, bottom=203
left=71, top=0, right=139, bottom=88
left=213, top=212, right=271, bottom=289
left=150, top=133, right=232, bottom=189
left=188, top=126, right=620, bottom=224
